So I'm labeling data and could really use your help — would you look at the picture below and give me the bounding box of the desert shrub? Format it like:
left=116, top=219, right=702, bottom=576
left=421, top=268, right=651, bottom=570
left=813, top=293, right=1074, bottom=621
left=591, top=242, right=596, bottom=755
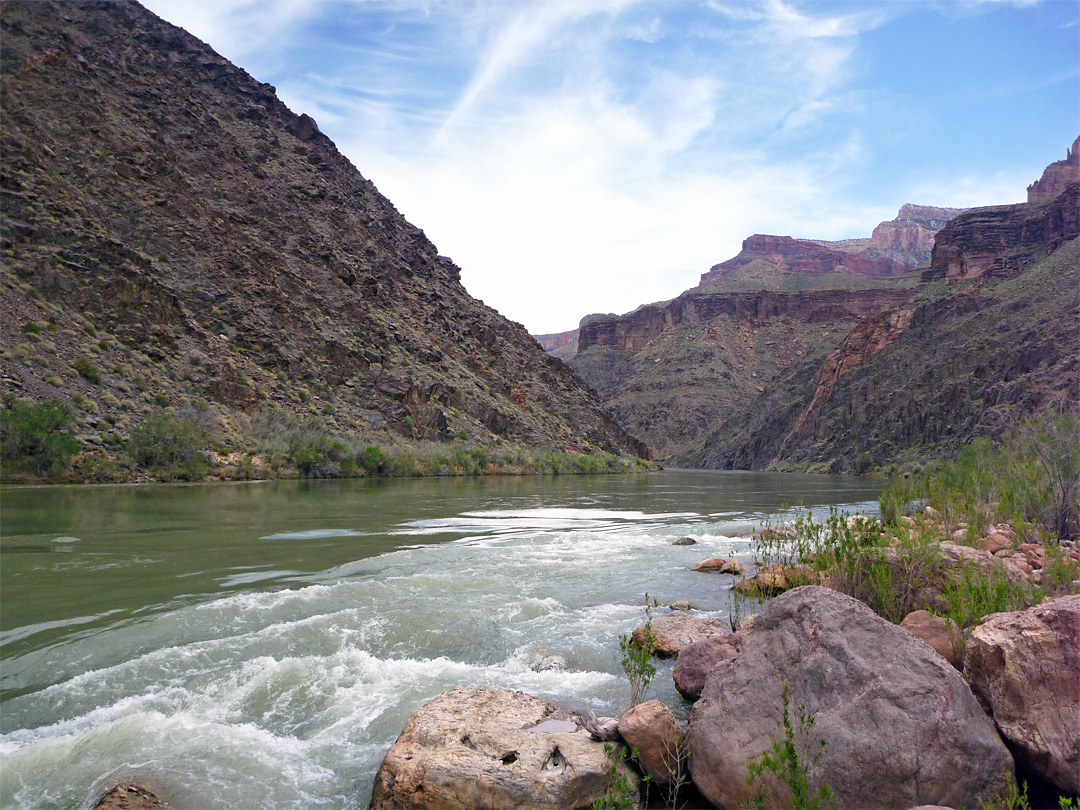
left=621, top=596, right=658, bottom=706
left=73, top=356, right=101, bottom=384
left=854, top=451, right=872, bottom=475
left=0, top=399, right=79, bottom=477
left=881, top=408, right=1080, bottom=541
left=359, top=445, right=385, bottom=475
left=127, top=413, right=207, bottom=479
left=746, top=679, right=834, bottom=810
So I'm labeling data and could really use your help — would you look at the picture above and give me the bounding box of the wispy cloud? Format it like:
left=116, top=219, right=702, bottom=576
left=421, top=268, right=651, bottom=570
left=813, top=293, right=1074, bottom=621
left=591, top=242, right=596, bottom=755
left=140, top=0, right=1075, bottom=332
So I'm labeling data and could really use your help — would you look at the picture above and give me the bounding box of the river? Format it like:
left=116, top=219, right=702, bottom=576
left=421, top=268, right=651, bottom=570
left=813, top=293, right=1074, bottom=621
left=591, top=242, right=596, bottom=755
left=0, top=469, right=880, bottom=809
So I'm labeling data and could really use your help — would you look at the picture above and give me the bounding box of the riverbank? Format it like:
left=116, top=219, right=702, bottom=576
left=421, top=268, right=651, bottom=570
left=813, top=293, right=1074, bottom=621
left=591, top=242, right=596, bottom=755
left=366, top=508, right=1080, bottom=810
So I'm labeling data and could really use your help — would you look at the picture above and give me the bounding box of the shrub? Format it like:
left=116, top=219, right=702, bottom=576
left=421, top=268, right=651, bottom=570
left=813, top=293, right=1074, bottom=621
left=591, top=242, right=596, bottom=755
left=854, top=452, right=872, bottom=475
left=620, top=595, right=658, bottom=706
left=128, top=413, right=207, bottom=479
left=73, top=356, right=101, bottom=384
left=0, top=399, right=79, bottom=476
left=746, top=679, right=834, bottom=810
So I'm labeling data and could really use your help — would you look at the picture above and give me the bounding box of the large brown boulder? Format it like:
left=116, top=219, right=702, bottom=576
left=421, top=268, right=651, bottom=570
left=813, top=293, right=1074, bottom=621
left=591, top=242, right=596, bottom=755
left=688, top=587, right=1014, bottom=809
left=673, top=631, right=745, bottom=701
left=632, top=612, right=726, bottom=658
left=963, top=594, right=1080, bottom=794
left=618, top=700, right=684, bottom=784
left=370, top=688, right=640, bottom=809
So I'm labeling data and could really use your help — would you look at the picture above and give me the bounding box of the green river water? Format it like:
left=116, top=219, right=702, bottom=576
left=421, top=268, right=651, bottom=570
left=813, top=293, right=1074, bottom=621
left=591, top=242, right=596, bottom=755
left=0, top=469, right=880, bottom=809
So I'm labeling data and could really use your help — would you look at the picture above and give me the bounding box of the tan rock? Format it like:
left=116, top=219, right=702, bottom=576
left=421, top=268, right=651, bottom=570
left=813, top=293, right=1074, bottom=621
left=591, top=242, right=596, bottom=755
left=982, top=533, right=1011, bottom=554
left=899, top=609, right=959, bottom=667
left=618, top=700, right=684, bottom=784
left=963, top=594, right=1080, bottom=794
left=633, top=612, right=727, bottom=658
left=672, top=536, right=697, bottom=546
left=718, top=558, right=745, bottom=575
left=668, top=600, right=694, bottom=611
left=689, top=556, right=727, bottom=572
left=93, top=785, right=165, bottom=810
left=370, top=688, right=639, bottom=810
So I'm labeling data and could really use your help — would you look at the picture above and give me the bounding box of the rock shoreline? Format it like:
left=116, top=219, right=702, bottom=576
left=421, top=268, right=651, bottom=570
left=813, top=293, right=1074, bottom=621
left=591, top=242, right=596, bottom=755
left=366, top=516, right=1079, bottom=809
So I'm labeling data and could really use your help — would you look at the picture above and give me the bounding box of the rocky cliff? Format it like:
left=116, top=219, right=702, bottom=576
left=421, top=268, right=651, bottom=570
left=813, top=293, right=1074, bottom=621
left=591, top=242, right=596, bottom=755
left=700, top=234, right=906, bottom=282
left=928, top=183, right=1079, bottom=283
left=688, top=177, right=1079, bottom=472
left=1027, top=136, right=1080, bottom=203
left=698, top=204, right=963, bottom=286
left=0, top=0, right=649, bottom=475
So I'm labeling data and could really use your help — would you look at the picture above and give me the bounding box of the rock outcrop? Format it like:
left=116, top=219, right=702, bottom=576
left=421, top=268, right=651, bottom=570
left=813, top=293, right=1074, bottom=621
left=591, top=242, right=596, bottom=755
left=929, top=183, right=1080, bottom=283
left=1028, top=136, right=1080, bottom=202
left=963, top=595, right=1080, bottom=794
left=0, top=0, right=650, bottom=474
left=370, top=688, right=639, bottom=810
left=577, top=289, right=912, bottom=353
left=632, top=612, right=727, bottom=657
left=688, top=587, right=1014, bottom=809
left=700, top=234, right=906, bottom=282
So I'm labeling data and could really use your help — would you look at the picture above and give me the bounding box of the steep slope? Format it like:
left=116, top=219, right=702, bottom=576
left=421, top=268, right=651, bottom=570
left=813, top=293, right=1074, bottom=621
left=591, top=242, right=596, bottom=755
left=0, top=0, right=649, bottom=477
left=568, top=285, right=915, bottom=459
left=560, top=205, right=947, bottom=460
left=688, top=183, right=1079, bottom=472
left=1027, top=136, right=1080, bottom=202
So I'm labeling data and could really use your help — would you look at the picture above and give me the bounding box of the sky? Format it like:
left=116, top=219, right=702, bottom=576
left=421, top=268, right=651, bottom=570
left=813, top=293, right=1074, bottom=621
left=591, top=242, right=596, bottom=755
left=140, top=0, right=1080, bottom=334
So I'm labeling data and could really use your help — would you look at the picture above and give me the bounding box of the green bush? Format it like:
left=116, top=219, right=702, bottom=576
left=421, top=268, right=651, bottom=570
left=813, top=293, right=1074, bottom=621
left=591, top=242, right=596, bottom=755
left=0, top=399, right=79, bottom=476
left=128, top=413, right=207, bottom=479
left=854, top=452, right=872, bottom=475
left=73, top=356, right=101, bottom=384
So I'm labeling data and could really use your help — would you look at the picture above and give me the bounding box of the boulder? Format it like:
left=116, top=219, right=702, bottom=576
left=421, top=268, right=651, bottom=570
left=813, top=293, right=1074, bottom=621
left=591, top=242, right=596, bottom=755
left=370, top=688, right=639, bottom=810
left=668, top=600, right=694, bottom=611
left=981, top=533, right=1012, bottom=554
left=719, top=558, right=745, bottom=575
left=689, top=556, right=727, bottom=572
left=618, top=700, right=684, bottom=784
left=93, top=785, right=165, bottom=810
left=899, top=609, right=959, bottom=668
left=963, top=594, right=1080, bottom=794
left=732, top=563, right=815, bottom=597
left=673, top=631, right=745, bottom=701
left=688, top=587, right=1014, bottom=809
left=672, top=536, right=697, bottom=545
left=632, top=612, right=727, bottom=658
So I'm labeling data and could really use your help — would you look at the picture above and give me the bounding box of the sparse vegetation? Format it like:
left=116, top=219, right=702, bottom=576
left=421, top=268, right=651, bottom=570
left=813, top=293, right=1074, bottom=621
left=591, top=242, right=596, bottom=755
left=73, top=356, right=101, bottom=384
left=620, top=595, right=659, bottom=706
left=746, top=679, right=834, bottom=810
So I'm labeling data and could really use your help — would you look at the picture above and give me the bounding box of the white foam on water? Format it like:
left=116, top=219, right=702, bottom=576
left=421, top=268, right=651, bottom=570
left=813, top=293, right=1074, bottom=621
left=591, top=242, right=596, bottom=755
left=2, top=491, right=880, bottom=809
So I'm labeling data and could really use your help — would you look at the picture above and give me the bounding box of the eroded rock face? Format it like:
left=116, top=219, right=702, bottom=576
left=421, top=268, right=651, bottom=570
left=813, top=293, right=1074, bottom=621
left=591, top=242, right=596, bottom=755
left=963, top=595, right=1080, bottom=794
left=618, top=700, right=684, bottom=784
left=688, top=587, right=1013, bottom=809
left=1028, top=137, right=1080, bottom=203
left=370, top=688, right=639, bottom=810
left=632, top=612, right=727, bottom=658
left=673, top=631, right=744, bottom=701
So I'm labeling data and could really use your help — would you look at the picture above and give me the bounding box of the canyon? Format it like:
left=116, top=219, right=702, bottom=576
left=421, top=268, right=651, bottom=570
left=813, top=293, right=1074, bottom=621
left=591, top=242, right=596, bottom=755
left=548, top=161, right=1078, bottom=470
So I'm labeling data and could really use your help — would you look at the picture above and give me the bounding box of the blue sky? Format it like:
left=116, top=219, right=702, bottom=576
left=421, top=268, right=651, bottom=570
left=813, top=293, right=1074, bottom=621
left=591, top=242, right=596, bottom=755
left=141, top=0, right=1079, bottom=334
